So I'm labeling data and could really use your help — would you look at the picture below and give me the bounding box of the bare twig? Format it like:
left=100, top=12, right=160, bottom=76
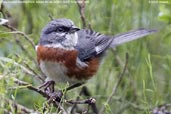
left=22, top=60, right=45, bottom=82
left=56, top=104, right=67, bottom=114
left=112, top=48, right=138, bottom=99
left=70, top=86, right=98, bottom=113
left=0, top=3, right=12, bottom=19
left=66, top=98, right=96, bottom=105
left=13, top=78, right=48, bottom=98
left=48, top=13, right=54, bottom=20
left=2, top=22, right=42, bottom=82
left=14, top=78, right=63, bottom=111
left=14, top=78, right=97, bottom=113
left=0, top=96, right=38, bottom=114
left=15, top=38, right=35, bottom=61
left=88, top=23, right=92, bottom=30
left=76, top=0, right=86, bottom=28
left=81, top=86, right=98, bottom=113
left=99, top=53, right=129, bottom=114
left=2, top=24, right=35, bottom=49
left=0, top=56, right=43, bottom=83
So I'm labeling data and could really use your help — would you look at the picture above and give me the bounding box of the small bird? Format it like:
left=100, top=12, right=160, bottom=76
left=36, top=18, right=156, bottom=91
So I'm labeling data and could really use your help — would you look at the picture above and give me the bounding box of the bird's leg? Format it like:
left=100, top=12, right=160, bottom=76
left=41, top=82, right=84, bottom=108
left=42, top=90, right=63, bottom=113
left=66, top=83, right=84, bottom=91
left=39, top=80, right=55, bottom=93
left=45, top=83, right=84, bottom=105
left=47, top=90, right=63, bottom=104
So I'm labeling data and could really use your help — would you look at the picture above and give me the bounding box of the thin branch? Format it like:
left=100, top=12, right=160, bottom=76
left=1, top=21, right=42, bottom=82
left=112, top=48, right=138, bottom=99
left=0, top=56, right=43, bottom=83
left=2, top=24, right=35, bottom=49
left=0, top=3, right=12, bottom=19
left=1, top=96, right=38, bottom=114
left=48, top=13, right=54, bottom=20
left=88, top=23, right=92, bottom=30
left=14, top=78, right=63, bottom=111
left=99, top=53, right=129, bottom=114
left=14, top=38, right=36, bottom=63
left=22, top=60, right=45, bottom=82
left=76, top=0, right=86, bottom=28
left=66, top=98, right=96, bottom=105
left=13, top=78, right=48, bottom=98
left=14, top=78, right=97, bottom=111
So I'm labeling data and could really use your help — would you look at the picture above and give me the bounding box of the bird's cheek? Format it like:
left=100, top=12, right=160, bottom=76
left=56, top=32, right=66, bottom=37
left=65, top=34, right=71, bottom=41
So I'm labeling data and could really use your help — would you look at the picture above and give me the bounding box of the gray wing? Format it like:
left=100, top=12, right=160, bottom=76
left=75, top=29, right=112, bottom=61
left=75, top=28, right=156, bottom=61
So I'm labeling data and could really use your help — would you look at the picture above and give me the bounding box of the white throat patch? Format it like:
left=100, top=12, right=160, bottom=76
left=42, top=32, right=78, bottom=50
left=64, top=32, right=78, bottom=46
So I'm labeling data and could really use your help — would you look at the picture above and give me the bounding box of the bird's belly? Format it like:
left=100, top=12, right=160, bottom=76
left=39, top=60, right=84, bottom=84
left=37, top=46, right=99, bottom=84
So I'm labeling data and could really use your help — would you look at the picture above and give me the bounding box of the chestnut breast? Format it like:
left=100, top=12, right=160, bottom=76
left=36, top=45, right=100, bottom=83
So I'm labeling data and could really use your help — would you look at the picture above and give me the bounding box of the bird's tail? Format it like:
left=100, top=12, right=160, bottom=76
left=110, top=28, right=157, bottom=47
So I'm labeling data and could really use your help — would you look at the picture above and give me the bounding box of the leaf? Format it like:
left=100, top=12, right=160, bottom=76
left=158, top=5, right=171, bottom=23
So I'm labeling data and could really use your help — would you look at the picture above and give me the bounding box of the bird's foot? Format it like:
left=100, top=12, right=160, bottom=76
left=47, top=90, right=63, bottom=104
left=42, top=90, right=63, bottom=113
left=39, top=80, right=55, bottom=93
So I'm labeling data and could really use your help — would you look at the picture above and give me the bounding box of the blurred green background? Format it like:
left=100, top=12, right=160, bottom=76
left=0, top=0, right=171, bottom=114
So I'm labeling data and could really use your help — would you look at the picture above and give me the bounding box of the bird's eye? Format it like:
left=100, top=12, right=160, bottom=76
left=56, top=27, right=66, bottom=32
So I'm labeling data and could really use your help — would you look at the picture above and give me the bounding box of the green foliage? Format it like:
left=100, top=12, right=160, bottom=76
left=0, top=0, right=171, bottom=113
left=158, top=4, right=171, bottom=23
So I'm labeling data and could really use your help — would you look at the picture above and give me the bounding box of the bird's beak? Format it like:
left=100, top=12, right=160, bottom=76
left=69, top=26, right=80, bottom=33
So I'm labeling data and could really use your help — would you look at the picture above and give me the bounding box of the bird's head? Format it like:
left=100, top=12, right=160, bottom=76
left=39, top=18, right=80, bottom=49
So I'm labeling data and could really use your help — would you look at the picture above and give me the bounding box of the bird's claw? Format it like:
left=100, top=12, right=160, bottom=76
left=39, top=80, right=55, bottom=93
left=47, top=90, right=63, bottom=104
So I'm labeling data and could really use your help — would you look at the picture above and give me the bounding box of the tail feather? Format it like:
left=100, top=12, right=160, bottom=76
left=110, top=28, right=157, bottom=47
